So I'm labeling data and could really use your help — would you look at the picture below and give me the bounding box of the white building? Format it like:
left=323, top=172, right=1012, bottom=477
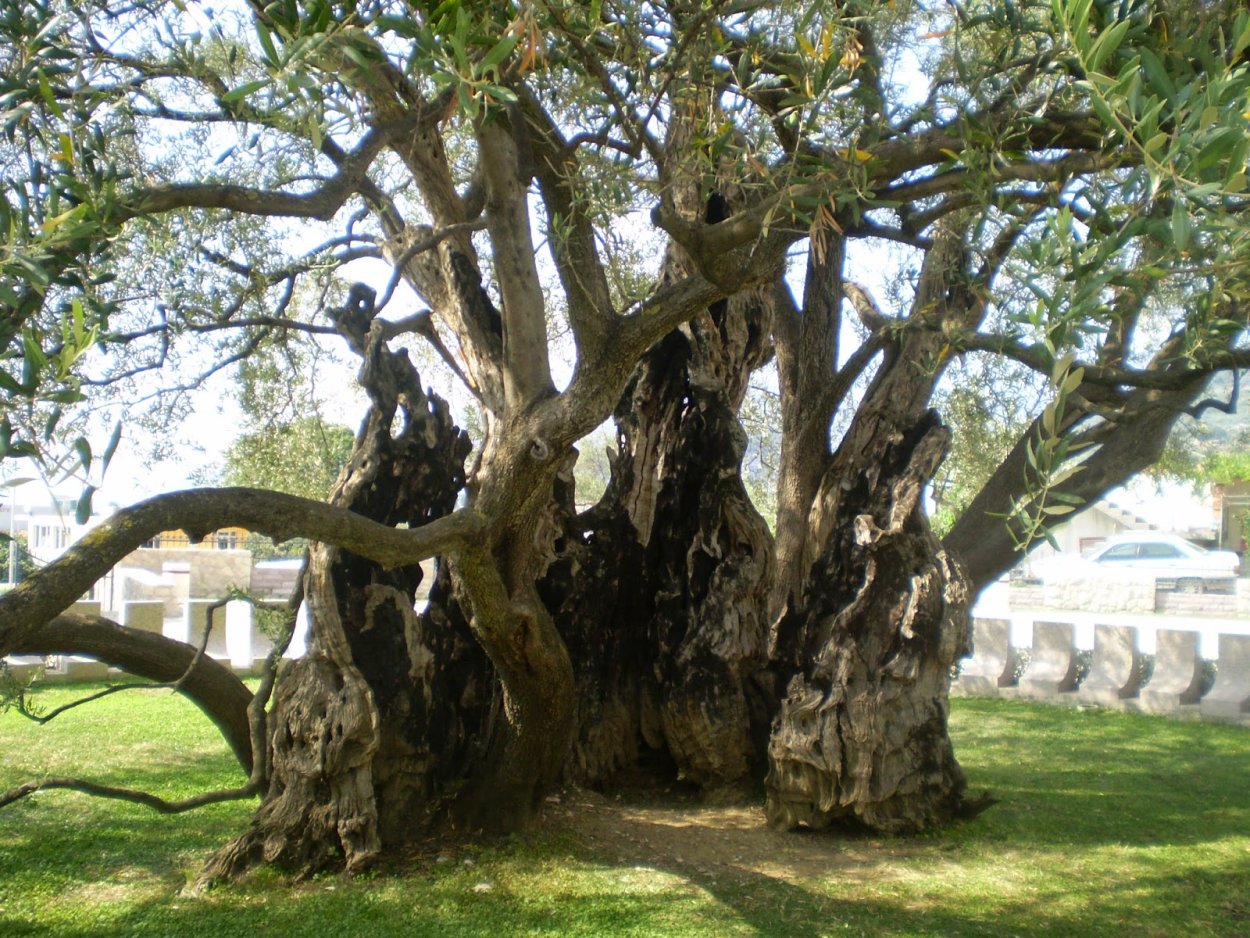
left=0, top=484, right=101, bottom=586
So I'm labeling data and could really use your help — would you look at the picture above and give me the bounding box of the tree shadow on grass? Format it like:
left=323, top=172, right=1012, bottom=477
left=0, top=749, right=254, bottom=899
left=535, top=792, right=1250, bottom=937
left=19, top=820, right=1250, bottom=938
left=4, top=699, right=1249, bottom=936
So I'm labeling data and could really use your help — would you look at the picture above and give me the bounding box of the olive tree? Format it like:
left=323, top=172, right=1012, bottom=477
left=2, top=0, right=1249, bottom=881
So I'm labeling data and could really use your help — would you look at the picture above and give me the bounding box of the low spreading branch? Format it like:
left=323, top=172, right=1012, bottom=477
left=9, top=614, right=257, bottom=771
left=0, top=489, right=487, bottom=656
left=0, top=777, right=259, bottom=813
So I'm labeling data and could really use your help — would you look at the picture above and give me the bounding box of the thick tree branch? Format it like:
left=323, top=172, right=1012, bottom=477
left=957, top=333, right=1250, bottom=390
left=121, top=119, right=406, bottom=222
left=945, top=380, right=1210, bottom=588
left=880, top=153, right=1119, bottom=205
left=522, top=91, right=616, bottom=354
left=843, top=281, right=893, bottom=332
left=533, top=273, right=724, bottom=451
left=477, top=116, right=556, bottom=411
left=9, top=614, right=256, bottom=772
left=771, top=245, right=847, bottom=615
left=378, top=108, right=509, bottom=409
left=0, top=490, right=487, bottom=656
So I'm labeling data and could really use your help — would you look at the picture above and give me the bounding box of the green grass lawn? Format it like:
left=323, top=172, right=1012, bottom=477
left=1, top=683, right=1247, bottom=937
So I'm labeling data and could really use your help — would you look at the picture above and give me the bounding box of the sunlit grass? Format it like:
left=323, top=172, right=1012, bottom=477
left=1, top=685, right=1248, bottom=936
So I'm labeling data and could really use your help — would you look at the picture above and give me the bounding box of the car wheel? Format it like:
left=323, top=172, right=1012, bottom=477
left=1176, top=577, right=1203, bottom=594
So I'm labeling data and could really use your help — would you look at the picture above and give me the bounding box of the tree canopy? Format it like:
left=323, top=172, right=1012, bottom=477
left=219, top=416, right=354, bottom=498
left=2, top=0, right=1249, bottom=882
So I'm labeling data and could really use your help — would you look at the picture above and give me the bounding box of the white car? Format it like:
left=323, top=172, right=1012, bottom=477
left=1020, top=532, right=1242, bottom=593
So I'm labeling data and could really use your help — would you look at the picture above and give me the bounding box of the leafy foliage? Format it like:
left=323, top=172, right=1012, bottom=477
left=1, top=0, right=1247, bottom=519
left=931, top=373, right=1033, bottom=537
left=220, top=416, right=354, bottom=503
left=1199, top=449, right=1250, bottom=484
left=0, top=531, right=34, bottom=583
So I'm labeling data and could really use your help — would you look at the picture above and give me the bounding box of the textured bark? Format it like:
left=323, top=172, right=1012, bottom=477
left=767, top=410, right=970, bottom=832
left=449, top=533, right=577, bottom=834
left=199, top=336, right=489, bottom=883
left=770, top=250, right=842, bottom=620
left=550, top=280, right=775, bottom=791
left=763, top=228, right=985, bottom=832
left=538, top=104, right=781, bottom=790
left=539, top=460, right=649, bottom=784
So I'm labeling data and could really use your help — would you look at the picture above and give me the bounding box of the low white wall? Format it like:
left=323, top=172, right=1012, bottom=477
left=961, top=588, right=1250, bottom=723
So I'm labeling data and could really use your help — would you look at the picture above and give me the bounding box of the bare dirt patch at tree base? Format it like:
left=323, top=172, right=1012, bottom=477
left=540, top=785, right=925, bottom=888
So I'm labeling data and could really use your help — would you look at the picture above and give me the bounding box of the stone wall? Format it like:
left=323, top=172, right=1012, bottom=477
left=1012, top=576, right=1247, bottom=616
left=1156, top=593, right=1241, bottom=617
left=121, top=547, right=252, bottom=599
left=1040, top=573, right=1156, bottom=613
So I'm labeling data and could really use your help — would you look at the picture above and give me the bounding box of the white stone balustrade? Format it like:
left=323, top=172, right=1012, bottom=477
left=46, top=602, right=109, bottom=680
left=1016, top=621, right=1080, bottom=699
left=186, top=599, right=231, bottom=659
left=954, top=580, right=1250, bottom=723
left=1200, top=635, right=1250, bottom=721
left=1077, top=624, right=1145, bottom=706
left=10, top=588, right=1250, bottom=726
left=1137, top=629, right=1203, bottom=714
left=952, top=618, right=1015, bottom=697
left=121, top=600, right=165, bottom=634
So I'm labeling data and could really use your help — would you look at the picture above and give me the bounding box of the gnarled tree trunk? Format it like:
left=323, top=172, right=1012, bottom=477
left=200, top=333, right=491, bottom=882
left=549, top=279, right=776, bottom=792
left=764, top=227, right=988, bottom=832
left=767, top=406, right=970, bottom=832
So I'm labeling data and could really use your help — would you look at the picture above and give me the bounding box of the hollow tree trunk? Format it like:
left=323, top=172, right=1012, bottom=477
left=766, top=408, right=970, bottom=832
left=529, top=92, right=779, bottom=793
left=537, top=456, right=649, bottom=783
left=548, top=281, right=775, bottom=791
left=200, top=338, right=491, bottom=882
